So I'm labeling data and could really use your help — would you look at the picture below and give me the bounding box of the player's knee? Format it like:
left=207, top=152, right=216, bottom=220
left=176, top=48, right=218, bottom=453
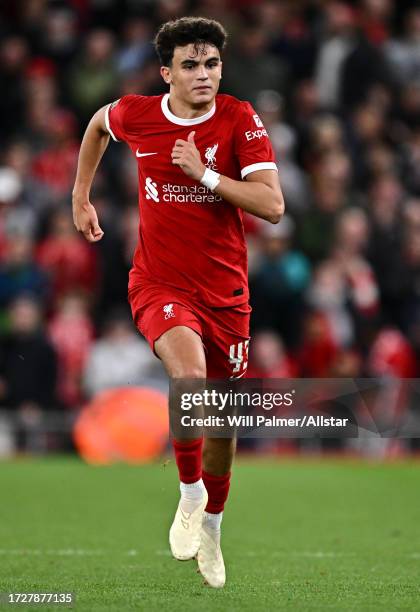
left=170, top=364, right=206, bottom=379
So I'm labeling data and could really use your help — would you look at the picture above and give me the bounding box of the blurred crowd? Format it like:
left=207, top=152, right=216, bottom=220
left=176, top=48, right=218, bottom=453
left=1, top=0, right=420, bottom=453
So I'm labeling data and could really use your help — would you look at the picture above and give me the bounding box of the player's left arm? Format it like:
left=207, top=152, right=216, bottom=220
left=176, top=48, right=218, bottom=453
left=171, top=131, right=284, bottom=224
left=213, top=168, right=284, bottom=224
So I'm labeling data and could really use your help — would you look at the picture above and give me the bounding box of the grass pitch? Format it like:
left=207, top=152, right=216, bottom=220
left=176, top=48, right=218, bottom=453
left=0, top=456, right=420, bottom=611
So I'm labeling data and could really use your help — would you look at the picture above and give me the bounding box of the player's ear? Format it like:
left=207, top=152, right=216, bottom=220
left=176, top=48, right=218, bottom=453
left=160, top=66, right=172, bottom=84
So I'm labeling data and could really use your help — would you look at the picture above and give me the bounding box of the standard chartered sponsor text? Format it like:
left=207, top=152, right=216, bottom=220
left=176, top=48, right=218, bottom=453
left=162, top=183, right=223, bottom=203
left=144, top=180, right=223, bottom=204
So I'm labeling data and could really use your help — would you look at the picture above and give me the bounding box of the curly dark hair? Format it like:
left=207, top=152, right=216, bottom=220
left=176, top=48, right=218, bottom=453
left=154, top=17, right=227, bottom=66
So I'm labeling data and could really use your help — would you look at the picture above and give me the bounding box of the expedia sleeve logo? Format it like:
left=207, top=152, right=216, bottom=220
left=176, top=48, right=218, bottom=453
left=244, top=114, right=267, bottom=141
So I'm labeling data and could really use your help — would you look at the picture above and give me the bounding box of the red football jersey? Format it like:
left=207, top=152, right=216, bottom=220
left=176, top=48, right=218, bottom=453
left=106, top=93, right=277, bottom=307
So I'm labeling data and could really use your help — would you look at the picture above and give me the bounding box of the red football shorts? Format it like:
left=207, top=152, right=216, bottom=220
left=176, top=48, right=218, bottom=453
left=128, top=284, right=251, bottom=378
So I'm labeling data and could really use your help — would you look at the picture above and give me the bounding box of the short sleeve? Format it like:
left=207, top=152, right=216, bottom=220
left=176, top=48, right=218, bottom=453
left=105, top=95, right=138, bottom=142
left=234, top=101, right=278, bottom=179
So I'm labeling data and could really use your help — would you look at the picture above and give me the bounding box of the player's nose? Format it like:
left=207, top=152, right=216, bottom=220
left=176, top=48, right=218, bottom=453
left=197, top=65, right=209, bottom=79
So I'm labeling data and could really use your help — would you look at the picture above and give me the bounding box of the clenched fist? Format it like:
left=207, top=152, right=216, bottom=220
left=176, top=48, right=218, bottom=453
left=171, top=131, right=206, bottom=181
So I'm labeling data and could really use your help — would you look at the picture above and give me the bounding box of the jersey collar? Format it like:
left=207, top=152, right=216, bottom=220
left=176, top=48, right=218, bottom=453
left=161, top=93, right=216, bottom=126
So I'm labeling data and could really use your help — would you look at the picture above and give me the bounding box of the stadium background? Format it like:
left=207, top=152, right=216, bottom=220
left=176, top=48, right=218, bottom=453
left=0, top=0, right=420, bottom=458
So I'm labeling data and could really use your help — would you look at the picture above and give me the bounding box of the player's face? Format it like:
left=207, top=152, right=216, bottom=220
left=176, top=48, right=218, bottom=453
left=162, top=43, right=222, bottom=107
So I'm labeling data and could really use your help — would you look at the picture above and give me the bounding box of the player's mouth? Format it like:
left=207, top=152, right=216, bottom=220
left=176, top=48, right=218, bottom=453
left=193, top=86, right=212, bottom=92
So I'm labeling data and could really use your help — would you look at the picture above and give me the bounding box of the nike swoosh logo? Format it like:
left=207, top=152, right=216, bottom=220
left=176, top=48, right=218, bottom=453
left=136, top=149, right=158, bottom=158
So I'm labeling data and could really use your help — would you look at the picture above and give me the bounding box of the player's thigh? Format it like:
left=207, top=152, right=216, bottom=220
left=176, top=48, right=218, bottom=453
left=129, top=286, right=206, bottom=377
left=205, top=304, right=251, bottom=379
left=155, top=325, right=206, bottom=378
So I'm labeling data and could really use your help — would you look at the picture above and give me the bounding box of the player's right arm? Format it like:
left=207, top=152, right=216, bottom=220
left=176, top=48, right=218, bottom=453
left=72, top=106, right=110, bottom=242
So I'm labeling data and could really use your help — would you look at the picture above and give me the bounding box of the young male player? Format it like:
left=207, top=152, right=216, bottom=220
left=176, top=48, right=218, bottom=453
left=72, top=17, right=284, bottom=588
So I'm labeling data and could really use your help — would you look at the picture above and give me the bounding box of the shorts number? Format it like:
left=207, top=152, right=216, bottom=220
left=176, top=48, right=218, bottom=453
left=229, top=340, right=249, bottom=375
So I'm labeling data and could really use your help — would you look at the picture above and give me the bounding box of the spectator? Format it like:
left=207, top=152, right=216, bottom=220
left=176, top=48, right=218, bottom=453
left=306, top=260, right=354, bottom=347
left=386, top=7, right=420, bottom=86
left=298, top=311, right=338, bottom=377
left=315, top=2, right=357, bottom=110
left=0, top=295, right=57, bottom=410
left=250, top=215, right=310, bottom=347
left=247, top=330, right=297, bottom=378
left=368, top=327, right=416, bottom=378
left=68, top=29, right=118, bottom=123
left=83, top=310, right=162, bottom=398
left=39, top=7, right=79, bottom=71
left=31, top=108, right=79, bottom=199
left=222, top=24, right=288, bottom=105
left=117, top=18, right=154, bottom=75
left=297, top=174, right=348, bottom=262
left=0, top=36, right=28, bottom=140
left=366, top=173, right=406, bottom=326
left=36, top=208, right=98, bottom=308
left=340, top=19, right=394, bottom=111
left=23, top=58, right=59, bottom=151
left=0, top=234, right=49, bottom=314
left=331, top=207, right=380, bottom=350
left=48, top=292, right=94, bottom=408
left=4, top=140, right=50, bottom=216
left=0, top=168, right=27, bottom=259
left=359, top=0, right=393, bottom=47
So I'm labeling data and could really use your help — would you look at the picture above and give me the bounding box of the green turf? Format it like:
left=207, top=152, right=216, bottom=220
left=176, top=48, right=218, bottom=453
left=0, top=457, right=420, bottom=611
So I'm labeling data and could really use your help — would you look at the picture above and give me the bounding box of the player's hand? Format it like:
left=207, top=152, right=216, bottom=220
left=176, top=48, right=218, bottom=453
left=171, top=131, right=206, bottom=181
left=72, top=197, right=104, bottom=243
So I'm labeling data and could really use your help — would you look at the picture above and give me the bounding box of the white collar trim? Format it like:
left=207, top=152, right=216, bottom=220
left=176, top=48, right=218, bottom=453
left=161, top=93, right=216, bottom=126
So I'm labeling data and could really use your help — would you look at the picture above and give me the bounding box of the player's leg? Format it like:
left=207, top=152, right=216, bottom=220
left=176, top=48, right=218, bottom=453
left=202, top=308, right=249, bottom=522
left=197, top=304, right=251, bottom=588
left=128, top=287, right=209, bottom=562
left=198, top=437, right=235, bottom=585
left=155, top=325, right=208, bottom=561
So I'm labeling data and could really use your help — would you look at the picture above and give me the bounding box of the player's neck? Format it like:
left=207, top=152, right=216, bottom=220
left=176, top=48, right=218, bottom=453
left=168, top=93, right=215, bottom=119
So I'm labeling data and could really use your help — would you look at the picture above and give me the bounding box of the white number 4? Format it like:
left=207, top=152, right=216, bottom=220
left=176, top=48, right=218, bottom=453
left=229, top=340, right=249, bottom=374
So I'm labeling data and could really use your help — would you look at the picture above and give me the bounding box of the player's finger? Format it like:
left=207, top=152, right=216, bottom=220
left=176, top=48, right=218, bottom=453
left=174, top=139, right=186, bottom=146
left=187, top=131, right=196, bottom=143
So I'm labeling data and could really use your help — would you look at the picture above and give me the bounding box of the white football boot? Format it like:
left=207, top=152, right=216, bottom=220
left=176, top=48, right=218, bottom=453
left=197, top=524, right=226, bottom=588
left=169, top=490, right=208, bottom=560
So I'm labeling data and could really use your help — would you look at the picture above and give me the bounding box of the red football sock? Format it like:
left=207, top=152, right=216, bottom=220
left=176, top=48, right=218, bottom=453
left=172, top=438, right=203, bottom=484
left=202, top=470, right=231, bottom=514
